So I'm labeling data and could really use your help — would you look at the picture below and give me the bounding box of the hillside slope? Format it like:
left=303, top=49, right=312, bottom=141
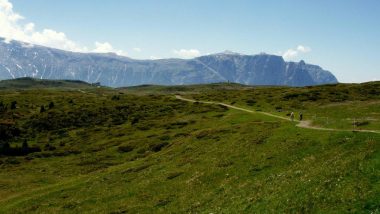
left=0, top=80, right=379, bottom=213
left=0, top=77, right=99, bottom=90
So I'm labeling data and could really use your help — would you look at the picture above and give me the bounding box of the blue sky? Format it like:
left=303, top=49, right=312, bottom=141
left=2, top=0, right=380, bottom=83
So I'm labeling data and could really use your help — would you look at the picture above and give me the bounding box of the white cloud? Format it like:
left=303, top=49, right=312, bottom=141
left=31, top=29, right=88, bottom=52
left=173, top=49, right=201, bottom=58
left=0, top=0, right=86, bottom=52
left=93, top=42, right=127, bottom=56
left=24, top=22, right=34, bottom=32
left=93, top=42, right=113, bottom=53
left=296, top=45, right=311, bottom=53
left=282, top=45, right=311, bottom=60
left=133, top=47, right=141, bottom=52
left=0, top=0, right=126, bottom=55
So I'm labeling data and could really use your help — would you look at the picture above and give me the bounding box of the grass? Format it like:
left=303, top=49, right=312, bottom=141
left=0, top=77, right=101, bottom=90
left=179, top=82, right=380, bottom=131
left=0, top=79, right=379, bottom=213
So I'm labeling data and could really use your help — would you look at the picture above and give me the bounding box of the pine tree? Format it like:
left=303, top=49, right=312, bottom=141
left=40, top=105, right=46, bottom=113
left=49, top=101, right=55, bottom=109
left=10, top=101, right=17, bottom=110
left=22, top=140, right=29, bottom=154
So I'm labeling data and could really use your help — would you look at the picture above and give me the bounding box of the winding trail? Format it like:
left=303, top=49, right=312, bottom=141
left=175, top=95, right=380, bottom=134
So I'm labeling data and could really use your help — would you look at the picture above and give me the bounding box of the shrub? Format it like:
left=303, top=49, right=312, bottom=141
left=353, top=121, right=370, bottom=127
left=217, top=104, right=229, bottom=111
left=0, top=142, right=41, bottom=156
left=44, top=144, right=56, bottom=151
left=111, top=95, right=120, bottom=101
left=150, top=142, right=169, bottom=152
left=49, top=101, right=55, bottom=109
left=10, top=101, right=17, bottom=110
left=159, top=135, right=170, bottom=141
left=131, top=117, right=139, bottom=125
left=167, top=121, right=190, bottom=129
left=40, top=105, right=46, bottom=113
left=22, top=140, right=29, bottom=153
left=246, top=99, right=256, bottom=106
left=118, top=145, right=134, bottom=153
left=283, top=93, right=300, bottom=100
left=0, top=123, right=21, bottom=142
left=0, top=101, right=7, bottom=113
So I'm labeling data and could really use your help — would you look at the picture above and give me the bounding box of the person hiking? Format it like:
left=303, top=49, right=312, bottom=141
left=299, top=112, right=303, bottom=121
left=290, top=112, right=295, bottom=121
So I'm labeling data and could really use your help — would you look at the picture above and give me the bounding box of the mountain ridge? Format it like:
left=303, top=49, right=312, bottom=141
left=0, top=38, right=338, bottom=87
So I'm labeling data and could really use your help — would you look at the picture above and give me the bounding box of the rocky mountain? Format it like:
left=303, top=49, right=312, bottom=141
left=0, top=38, right=338, bottom=87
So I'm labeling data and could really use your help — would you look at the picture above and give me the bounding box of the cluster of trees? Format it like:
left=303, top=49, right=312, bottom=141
left=0, top=100, right=56, bottom=114
left=0, top=141, right=41, bottom=156
left=0, top=101, right=17, bottom=113
left=0, top=100, right=55, bottom=157
left=40, top=101, right=55, bottom=113
left=0, top=123, right=20, bottom=141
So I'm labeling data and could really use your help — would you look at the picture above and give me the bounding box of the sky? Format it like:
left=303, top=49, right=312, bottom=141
left=0, top=0, right=379, bottom=83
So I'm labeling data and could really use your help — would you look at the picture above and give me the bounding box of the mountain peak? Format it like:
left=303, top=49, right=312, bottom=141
left=299, top=60, right=306, bottom=66
left=211, top=50, right=241, bottom=56
left=0, top=38, right=338, bottom=87
left=222, top=50, right=240, bottom=55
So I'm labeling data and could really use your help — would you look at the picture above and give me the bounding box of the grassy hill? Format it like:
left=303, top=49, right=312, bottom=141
left=0, top=77, right=101, bottom=90
left=0, top=80, right=379, bottom=213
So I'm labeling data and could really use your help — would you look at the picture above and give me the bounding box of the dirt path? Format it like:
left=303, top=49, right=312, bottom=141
left=175, top=95, right=380, bottom=134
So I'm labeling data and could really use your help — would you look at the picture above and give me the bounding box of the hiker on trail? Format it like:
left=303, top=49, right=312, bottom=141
left=290, top=112, right=295, bottom=121
left=299, top=112, right=303, bottom=121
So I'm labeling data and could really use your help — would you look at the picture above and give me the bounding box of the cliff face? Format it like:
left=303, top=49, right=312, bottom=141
left=0, top=38, right=338, bottom=87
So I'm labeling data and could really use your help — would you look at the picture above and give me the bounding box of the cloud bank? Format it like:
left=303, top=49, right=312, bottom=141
left=282, top=45, right=311, bottom=60
left=93, top=42, right=127, bottom=56
left=0, top=0, right=126, bottom=55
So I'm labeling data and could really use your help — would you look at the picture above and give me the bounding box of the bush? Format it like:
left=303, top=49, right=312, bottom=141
left=40, top=105, right=46, bottom=113
left=0, top=142, right=41, bottom=156
left=0, top=101, right=7, bottom=113
left=131, top=117, right=139, bottom=125
left=0, top=123, right=21, bottom=142
left=10, top=101, right=17, bottom=110
left=275, top=106, right=283, bottom=112
left=49, top=101, right=55, bottom=109
left=44, top=144, right=56, bottom=151
left=111, top=95, right=120, bottom=101
left=246, top=99, right=257, bottom=106
left=353, top=121, right=370, bottom=127
left=150, top=142, right=169, bottom=152
left=118, top=145, right=134, bottom=153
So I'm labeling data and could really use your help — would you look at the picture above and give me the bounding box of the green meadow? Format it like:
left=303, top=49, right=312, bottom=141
left=0, top=78, right=379, bottom=213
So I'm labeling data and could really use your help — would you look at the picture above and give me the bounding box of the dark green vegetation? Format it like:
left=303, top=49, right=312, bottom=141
left=0, top=79, right=380, bottom=213
left=0, top=77, right=99, bottom=90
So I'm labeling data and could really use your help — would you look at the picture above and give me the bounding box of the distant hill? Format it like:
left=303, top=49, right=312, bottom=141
left=0, top=38, right=338, bottom=87
left=0, top=77, right=98, bottom=89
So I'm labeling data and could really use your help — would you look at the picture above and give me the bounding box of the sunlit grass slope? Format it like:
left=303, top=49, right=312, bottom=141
left=0, top=80, right=379, bottom=213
